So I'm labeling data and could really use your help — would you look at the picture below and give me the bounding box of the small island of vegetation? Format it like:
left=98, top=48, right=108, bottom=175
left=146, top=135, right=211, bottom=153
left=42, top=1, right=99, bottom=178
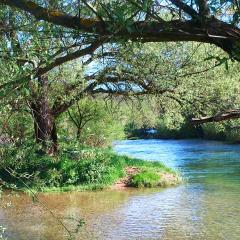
left=0, top=141, right=180, bottom=192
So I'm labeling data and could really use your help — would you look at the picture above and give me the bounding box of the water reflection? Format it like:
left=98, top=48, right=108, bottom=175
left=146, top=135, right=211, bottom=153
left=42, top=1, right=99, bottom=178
left=1, top=139, right=240, bottom=239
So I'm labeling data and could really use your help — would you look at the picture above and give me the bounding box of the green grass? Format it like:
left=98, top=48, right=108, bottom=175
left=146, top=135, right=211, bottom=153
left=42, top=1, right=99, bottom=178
left=130, top=170, right=160, bottom=187
left=0, top=142, right=180, bottom=192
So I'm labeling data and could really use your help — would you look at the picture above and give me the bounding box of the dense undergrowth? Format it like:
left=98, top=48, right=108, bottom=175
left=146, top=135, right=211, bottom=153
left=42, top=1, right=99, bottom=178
left=0, top=141, right=179, bottom=192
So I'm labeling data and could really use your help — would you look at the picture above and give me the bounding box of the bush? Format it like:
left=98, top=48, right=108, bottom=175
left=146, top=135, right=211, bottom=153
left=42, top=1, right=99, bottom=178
left=156, top=119, right=203, bottom=139
left=0, top=140, right=178, bottom=191
left=226, top=129, right=240, bottom=143
left=80, top=160, right=109, bottom=183
left=202, top=123, right=226, bottom=140
left=0, top=141, right=124, bottom=190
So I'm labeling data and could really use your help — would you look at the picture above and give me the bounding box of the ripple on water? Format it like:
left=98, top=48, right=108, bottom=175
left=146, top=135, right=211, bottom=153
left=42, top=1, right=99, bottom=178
left=1, top=139, right=240, bottom=240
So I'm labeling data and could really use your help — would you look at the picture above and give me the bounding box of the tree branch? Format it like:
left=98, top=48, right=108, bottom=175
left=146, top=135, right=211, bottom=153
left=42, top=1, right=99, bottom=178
left=2, top=0, right=240, bottom=58
left=169, top=0, right=199, bottom=19
left=52, top=81, right=97, bottom=117
left=196, top=0, right=210, bottom=18
left=36, top=39, right=103, bottom=76
left=191, top=109, right=240, bottom=124
left=0, top=39, right=103, bottom=94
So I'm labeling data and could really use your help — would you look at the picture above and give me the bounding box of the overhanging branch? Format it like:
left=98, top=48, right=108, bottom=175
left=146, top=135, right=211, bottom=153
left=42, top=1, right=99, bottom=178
left=2, top=0, right=240, bottom=58
left=191, top=109, right=240, bottom=124
left=0, top=39, right=103, bottom=95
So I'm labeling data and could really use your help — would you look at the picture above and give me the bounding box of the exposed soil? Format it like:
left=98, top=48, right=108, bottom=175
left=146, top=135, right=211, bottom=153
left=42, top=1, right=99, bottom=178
left=112, top=167, right=179, bottom=190
left=112, top=167, right=140, bottom=190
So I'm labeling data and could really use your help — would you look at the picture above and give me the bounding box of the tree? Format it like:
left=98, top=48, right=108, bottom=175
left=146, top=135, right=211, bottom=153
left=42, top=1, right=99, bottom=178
left=2, top=1, right=240, bottom=125
left=1, top=0, right=240, bottom=60
left=0, top=5, right=101, bottom=152
left=1, top=1, right=240, bottom=152
left=67, top=98, right=101, bottom=140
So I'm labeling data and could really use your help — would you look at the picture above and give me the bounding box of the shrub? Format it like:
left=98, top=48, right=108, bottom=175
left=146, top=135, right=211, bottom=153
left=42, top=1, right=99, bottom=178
left=79, top=160, right=109, bottom=184
left=0, top=141, right=120, bottom=189
left=202, top=123, right=226, bottom=140
left=0, top=140, right=178, bottom=191
left=45, top=168, right=63, bottom=187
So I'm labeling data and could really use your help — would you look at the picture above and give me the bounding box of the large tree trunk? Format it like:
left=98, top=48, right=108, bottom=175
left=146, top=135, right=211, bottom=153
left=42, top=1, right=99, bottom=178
left=31, top=76, right=58, bottom=154
left=32, top=103, right=58, bottom=154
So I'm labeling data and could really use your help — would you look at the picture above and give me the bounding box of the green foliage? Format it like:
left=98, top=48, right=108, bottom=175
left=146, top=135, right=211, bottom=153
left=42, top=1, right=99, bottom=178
left=202, top=123, right=226, bottom=141
left=124, top=121, right=141, bottom=138
left=63, top=97, right=125, bottom=147
left=225, top=128, right=240, bottom=143
left=117, top=42, right=240, bottom=142
left=45, top=168, right=63, bottom=187
left=156, top=119, right=203, bottom=139
left=130, top=170, right=160, bottom=188
left=0, top=141, right=116, bottom=190
left=0, top=140, right=177, bottom=191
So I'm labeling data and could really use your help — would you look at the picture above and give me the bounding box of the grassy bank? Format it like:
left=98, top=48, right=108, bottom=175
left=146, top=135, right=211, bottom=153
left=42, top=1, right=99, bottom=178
left=0, top=142, right=180, bottom=192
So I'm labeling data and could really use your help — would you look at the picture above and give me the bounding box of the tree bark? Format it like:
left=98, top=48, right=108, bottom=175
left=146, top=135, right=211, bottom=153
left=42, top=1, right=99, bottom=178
left=76, top=128, right=81, bottom=139
left=31, top=103, right=58, bottom=154
left=2, top=0, right=240, bottom=59
left=31, top=76, right=58, bottom=154
left=191, top=109, right=240, bottom=124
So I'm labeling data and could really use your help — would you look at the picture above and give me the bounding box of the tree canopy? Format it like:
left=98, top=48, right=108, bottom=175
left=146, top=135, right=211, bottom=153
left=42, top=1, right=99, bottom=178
left=1, top=0, right=240, bottom=59
left=1, top=0, right=240, bottom=152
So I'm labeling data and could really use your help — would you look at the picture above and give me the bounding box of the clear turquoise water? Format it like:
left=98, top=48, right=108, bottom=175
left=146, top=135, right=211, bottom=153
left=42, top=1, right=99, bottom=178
left=113, top=139, right=240, bottom=239
left=114, top=139, right=240, bottom=186
left=1, top=139, right=240, bottom=240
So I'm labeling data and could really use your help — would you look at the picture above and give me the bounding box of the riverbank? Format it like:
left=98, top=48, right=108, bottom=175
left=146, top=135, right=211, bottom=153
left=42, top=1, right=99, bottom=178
left=125, top=122, right=240, bottom=143
left=0, top=142, right=180, bottom=192
left=112, top=166, right=180, bottom=190
left=2, top=139, right=240, bottom=240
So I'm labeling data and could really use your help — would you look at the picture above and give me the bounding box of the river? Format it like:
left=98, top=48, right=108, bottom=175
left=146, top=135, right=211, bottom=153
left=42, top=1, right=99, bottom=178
left=1, top=139, right=240, bottom=240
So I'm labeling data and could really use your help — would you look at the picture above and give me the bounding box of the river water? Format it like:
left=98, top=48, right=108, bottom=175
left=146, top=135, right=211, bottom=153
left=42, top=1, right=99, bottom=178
left=1, top=139, right=240, bottom=240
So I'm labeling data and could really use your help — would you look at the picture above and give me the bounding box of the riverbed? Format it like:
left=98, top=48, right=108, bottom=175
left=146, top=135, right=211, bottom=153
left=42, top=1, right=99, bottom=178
left=1, top=139, right=240, bottom=239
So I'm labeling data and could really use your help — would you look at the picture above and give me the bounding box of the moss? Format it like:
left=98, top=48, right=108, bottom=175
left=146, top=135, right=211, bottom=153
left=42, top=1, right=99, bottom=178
left=80, top=18, right=99, bottom=27
left=49, top=10, right=64, bottom=17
